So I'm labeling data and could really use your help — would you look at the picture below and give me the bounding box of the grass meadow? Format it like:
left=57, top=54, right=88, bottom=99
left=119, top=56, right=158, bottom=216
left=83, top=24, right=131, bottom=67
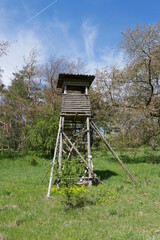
left=0, top=147, right=160, bottom=240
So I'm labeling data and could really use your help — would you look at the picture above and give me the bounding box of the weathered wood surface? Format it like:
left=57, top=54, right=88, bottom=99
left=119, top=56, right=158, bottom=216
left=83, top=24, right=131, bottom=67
left=87, top=117, right=92, bottom=186
left=63, top=81, right=90, bottom=87
left=47, top=117, right=62, bottom=198
left=58, top=117, right=64, bottom=171
left=61, top=94, right=91, bottom=113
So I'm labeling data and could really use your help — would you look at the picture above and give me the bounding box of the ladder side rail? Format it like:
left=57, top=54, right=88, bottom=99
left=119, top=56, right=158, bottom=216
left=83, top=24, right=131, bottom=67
left=47, top=117, right=62, bottom=198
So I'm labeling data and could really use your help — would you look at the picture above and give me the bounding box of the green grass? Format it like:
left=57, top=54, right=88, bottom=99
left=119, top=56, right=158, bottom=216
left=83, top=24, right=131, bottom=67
left=0, top=148, right=160, bottom=240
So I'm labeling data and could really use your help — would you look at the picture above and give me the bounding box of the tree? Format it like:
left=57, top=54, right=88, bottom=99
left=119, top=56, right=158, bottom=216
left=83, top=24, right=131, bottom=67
left=0, top=49, right=88, bottom=155
left=120, top=22, right=160, bottom=110
left=0, top=41, right=10, bottom=152
left=0, top=49, right=42, bottom=153
left=0, top=40, right=9, bottom=81
left=26, top=114, right=59, bottom=156
left=94, top=21, right=160, bottom=148
left=0, top=41, right=9, bottom=57
left=93, top=65, right=124, bottom=135
left=119, top=21, right=160, bottom=147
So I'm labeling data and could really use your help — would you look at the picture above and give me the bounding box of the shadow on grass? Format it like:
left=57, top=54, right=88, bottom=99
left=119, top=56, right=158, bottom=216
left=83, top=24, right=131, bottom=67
left=63, top=198, right=95, bottom=211
left=94, top=170, right=118, bottom=181
left=0, top=150, right=51, bottom=161
left=98, top=149, right=160, bottom=164
left=0, top=151, right=24, bottom=161
left=119, top=154, right=160, bottom=164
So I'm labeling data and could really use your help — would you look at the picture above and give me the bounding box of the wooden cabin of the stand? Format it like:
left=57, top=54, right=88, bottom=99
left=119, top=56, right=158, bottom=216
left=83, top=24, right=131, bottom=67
left=57, top=74, right=95, bottom=121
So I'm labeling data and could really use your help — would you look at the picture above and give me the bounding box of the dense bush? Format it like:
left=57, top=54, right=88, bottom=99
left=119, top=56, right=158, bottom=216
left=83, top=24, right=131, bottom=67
left=26, top=114, right=59, bottom=156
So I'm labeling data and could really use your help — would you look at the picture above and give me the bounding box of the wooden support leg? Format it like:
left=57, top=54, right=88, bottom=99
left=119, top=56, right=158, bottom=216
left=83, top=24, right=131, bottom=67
left=47, top=117, right=62, bottom=198
left=90, top=121, right=137, bottom=185
left=87, top=117, right=92, bottom=186
left=57, top=116, right=64, bottom=187
left=58, top=116, right=64, bottom=171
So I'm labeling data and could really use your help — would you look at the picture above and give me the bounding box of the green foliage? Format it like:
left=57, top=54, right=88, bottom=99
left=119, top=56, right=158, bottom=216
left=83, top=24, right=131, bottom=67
left=28, top=156, right=38, bottom=166
left=51, top=185, right=87, bottom=209
left=89, top=184, right=118, bottom=205
left=0, top=70, right=31, bottom=154
left=7, top=74, right=28, bottom=100
left=0, top=52, right=61, bottom=155
left=60, top=155, right=85, bottom=186
left=26, top=114, right=59, bottom=156
left=51, top=155, right=118, bottom=209
left=54, top=155, right=87, bottom=208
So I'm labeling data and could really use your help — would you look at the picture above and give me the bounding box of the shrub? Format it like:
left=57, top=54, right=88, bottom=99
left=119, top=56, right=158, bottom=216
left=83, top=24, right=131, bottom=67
left=28, top=156, right=38, bottom=166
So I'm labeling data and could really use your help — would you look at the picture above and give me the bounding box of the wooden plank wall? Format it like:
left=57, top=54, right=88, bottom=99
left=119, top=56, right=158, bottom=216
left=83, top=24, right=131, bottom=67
left=61, top=94, right=91, bottom=114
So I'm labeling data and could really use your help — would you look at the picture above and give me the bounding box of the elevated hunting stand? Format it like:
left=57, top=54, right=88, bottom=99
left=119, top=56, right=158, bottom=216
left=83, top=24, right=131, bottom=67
left=46, top=74, right=137, bottom=198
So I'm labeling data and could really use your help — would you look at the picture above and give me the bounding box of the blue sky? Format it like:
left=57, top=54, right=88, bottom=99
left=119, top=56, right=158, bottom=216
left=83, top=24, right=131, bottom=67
left=0, top=0, right=160, bottom=85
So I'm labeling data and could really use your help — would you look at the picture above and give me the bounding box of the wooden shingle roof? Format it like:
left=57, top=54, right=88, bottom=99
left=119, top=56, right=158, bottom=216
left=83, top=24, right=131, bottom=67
left=57, top=73, right=95, bottom=88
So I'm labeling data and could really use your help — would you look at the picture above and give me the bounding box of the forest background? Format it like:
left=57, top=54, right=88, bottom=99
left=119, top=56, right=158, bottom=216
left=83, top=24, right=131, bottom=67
left=0, top=21, right=160, bottom=156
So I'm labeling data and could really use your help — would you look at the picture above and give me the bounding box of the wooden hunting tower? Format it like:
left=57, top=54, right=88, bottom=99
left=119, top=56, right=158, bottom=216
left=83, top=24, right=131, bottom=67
left=47, top=73, right=96, bottom=197
left=46, top=74, right=137, bottom=197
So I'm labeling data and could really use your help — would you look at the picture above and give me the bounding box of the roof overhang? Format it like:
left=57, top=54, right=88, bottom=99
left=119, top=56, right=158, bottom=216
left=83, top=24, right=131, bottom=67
left=57, top=73, right=95, bottom=89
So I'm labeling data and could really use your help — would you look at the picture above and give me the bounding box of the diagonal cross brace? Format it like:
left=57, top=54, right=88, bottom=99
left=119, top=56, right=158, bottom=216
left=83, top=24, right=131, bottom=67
left=63, top=132, right=102, bottom=184
left=90, top=121, right=137, bottom=185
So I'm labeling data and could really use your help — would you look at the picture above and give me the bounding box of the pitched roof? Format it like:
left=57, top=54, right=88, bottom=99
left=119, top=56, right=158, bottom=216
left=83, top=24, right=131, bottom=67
left=57, top=73, right=95, bottom=88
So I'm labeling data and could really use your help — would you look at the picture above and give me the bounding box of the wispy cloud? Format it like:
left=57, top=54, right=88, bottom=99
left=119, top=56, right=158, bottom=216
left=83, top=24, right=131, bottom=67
left=53, top=17, right=70, bottom=36
left=0, top=5, right=124, bottom=86
left=0, top=5, right=45, bottom=86
left=44, top=17, right=84, bottom=60
left=86, top=48, right=125, bottom=74
left=99, top=47, right=124, bottom=68
left=0, top=30, right=43, bottom=86
left=81, top=20, right=97, bottom=59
